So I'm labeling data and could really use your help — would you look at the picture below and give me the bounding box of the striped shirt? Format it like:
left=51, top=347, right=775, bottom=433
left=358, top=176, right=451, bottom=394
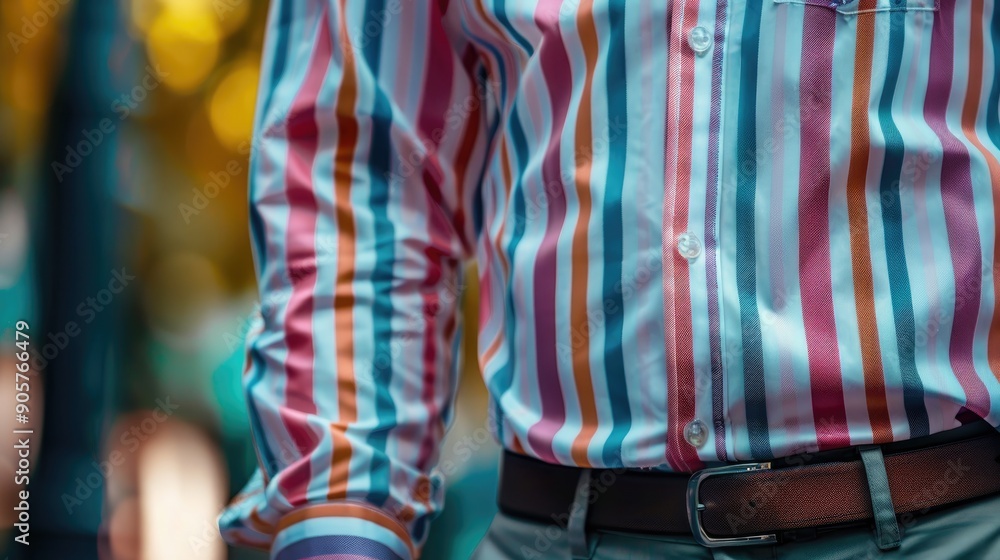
left=219, top=0, right=1000, bottom=558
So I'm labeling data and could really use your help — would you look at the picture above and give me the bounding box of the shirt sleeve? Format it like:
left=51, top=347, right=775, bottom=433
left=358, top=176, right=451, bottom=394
left=218, top=0, right=496, bottom=557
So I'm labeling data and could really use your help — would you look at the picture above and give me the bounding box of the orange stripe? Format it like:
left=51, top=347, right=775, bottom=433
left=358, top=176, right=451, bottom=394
left=329, top=0, right=360, bottom=499
left=473, top=0, right=520, bottom=67
left=845, top=2, right=892, bottom=443
left=568, top=0, right=599, bottom=467
left=249, top=505, right=274, bottom=533
left=276, top=502, right=416, bottom=558
left=959, top=0, right=1000, bottom=383
left=481, top=328, right=504, bottom=369
left=511, top=432, right=526, bottom=454
left=496, top=139, right=513, bottom=274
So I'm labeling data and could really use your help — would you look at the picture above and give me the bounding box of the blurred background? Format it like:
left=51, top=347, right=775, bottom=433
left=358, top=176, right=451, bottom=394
left=0, top=1, right=498, bottom=558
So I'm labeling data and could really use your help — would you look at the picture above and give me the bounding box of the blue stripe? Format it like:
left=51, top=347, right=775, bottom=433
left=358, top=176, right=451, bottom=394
left=493, top=0, right=534, bottom=56
left=249, top=0, right=295, bottom=274
left=473, top=65, right=500, bottom=236
left=600, top=0, right=631, bottom=467
left=248, top=346, right=278, bottom=478
left=876, top=11, right=929, bottom=438
left=274, top=535, right=404, bottom=560
left=361, top=0, right=398, bottom=511
left=487, top=112, right=531, bottom=445
left=734, top=2, right=773, bottom=458
left=987, top=9, right=1000, bottom=149
left=245, top=0, right=295, bottom=480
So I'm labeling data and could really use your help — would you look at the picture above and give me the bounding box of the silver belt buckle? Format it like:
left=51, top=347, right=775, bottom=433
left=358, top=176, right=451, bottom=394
left=686, top=462, right=779, bottom=548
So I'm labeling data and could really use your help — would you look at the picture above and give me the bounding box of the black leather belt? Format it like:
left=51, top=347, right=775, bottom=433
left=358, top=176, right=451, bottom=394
left=497, top=421, right=1000, bottom=547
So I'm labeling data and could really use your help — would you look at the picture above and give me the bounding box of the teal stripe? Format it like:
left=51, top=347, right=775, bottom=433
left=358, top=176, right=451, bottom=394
left=246, top=0, right=295, bottom=478
left=600, top=0, right=631, bottom=467
left=487, top=113, right=531, bottom=445
left=361, top=0, right=399, bottom=515
left=876, top=11, right=929, bottom=438
left=987, top=9, right=1000, bottom=152
left=734, top=2, right=773, bottom=458
left=493, top=0, right=534, bottom=55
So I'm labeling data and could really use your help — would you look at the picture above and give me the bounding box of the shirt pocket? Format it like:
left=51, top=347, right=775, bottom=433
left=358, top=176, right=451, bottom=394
left=772, top=0, right=938, bottom=15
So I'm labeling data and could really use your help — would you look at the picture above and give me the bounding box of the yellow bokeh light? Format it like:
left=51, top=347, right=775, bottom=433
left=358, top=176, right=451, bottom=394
left=129, top=0, right=162, bottom=35
left=146, top=7, right=220, bottom=93
left=208, top=57, right=258, bottom=151
left=131, top=0, right=246, bottom=42
left=159, top=0, right=249, bottom=36
left=212, top=0, right=250, bottom=36
left=158, top=0, right=214, bottom=14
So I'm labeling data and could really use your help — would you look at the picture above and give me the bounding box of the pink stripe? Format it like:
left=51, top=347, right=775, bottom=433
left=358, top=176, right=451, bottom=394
left=277, top=13, right=333, bottom=498
left=663, top=0, right=704, bottom=472
left=923, top=4, right=991, bottom=417
left=415, top=34, right=461, bottom=254
left=525, top=0, right=572, bottom=463
left=415, top=10, right=458, bottom=470
left=796, top=10, right=850, bottom=449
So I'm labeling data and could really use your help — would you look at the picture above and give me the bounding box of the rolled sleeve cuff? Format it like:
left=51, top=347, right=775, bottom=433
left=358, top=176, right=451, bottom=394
left=270, top=503, right=415, bottom=560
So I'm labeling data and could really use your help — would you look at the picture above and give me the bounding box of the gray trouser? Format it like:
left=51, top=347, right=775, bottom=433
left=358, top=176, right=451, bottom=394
left=471, top=491, right=1000, bottom=559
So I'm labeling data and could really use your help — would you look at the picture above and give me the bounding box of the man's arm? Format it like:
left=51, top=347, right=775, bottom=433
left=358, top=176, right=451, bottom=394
left=219, top=1, right=495, bottom=557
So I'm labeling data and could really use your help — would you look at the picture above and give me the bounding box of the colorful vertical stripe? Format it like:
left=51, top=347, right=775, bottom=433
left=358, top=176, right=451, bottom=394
left=223, top=0, right=1000, bottom=557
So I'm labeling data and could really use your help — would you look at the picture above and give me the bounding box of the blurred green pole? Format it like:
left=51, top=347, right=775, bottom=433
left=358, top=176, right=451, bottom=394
left=18, top=1, right=136, bottom=558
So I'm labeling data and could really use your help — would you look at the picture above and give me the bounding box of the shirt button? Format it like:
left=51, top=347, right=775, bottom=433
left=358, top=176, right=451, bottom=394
left=688, top=26, right=712, bottom=55
left=684, top=419, right=708, bottom=449
left=677, top=232, right=702, bottom=261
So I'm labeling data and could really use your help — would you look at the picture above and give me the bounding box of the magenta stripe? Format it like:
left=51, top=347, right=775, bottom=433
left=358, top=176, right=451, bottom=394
left=796, top=11, right=850, bottom=449
left=905, top=11, right=946, bottom=430
left=281, top=17, right=330, bottom=422
left=923, top=6, right=991, bottom=416
left=415, top=13, right=459, bottom=469
left=525, top=0, right=573, bottom=462
left=276, top=10, right=333, bottom=499
left=705, top=0, right=729, bottom=461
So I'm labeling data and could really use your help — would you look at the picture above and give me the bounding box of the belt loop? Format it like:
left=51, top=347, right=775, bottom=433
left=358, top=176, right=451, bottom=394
left=859, top=445, right=901, bottom=551
left=568, top=469, right=597, bottom=559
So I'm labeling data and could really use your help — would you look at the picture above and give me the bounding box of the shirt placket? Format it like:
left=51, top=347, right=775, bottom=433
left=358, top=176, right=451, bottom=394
left=662, top=0, right=724, bottom=472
